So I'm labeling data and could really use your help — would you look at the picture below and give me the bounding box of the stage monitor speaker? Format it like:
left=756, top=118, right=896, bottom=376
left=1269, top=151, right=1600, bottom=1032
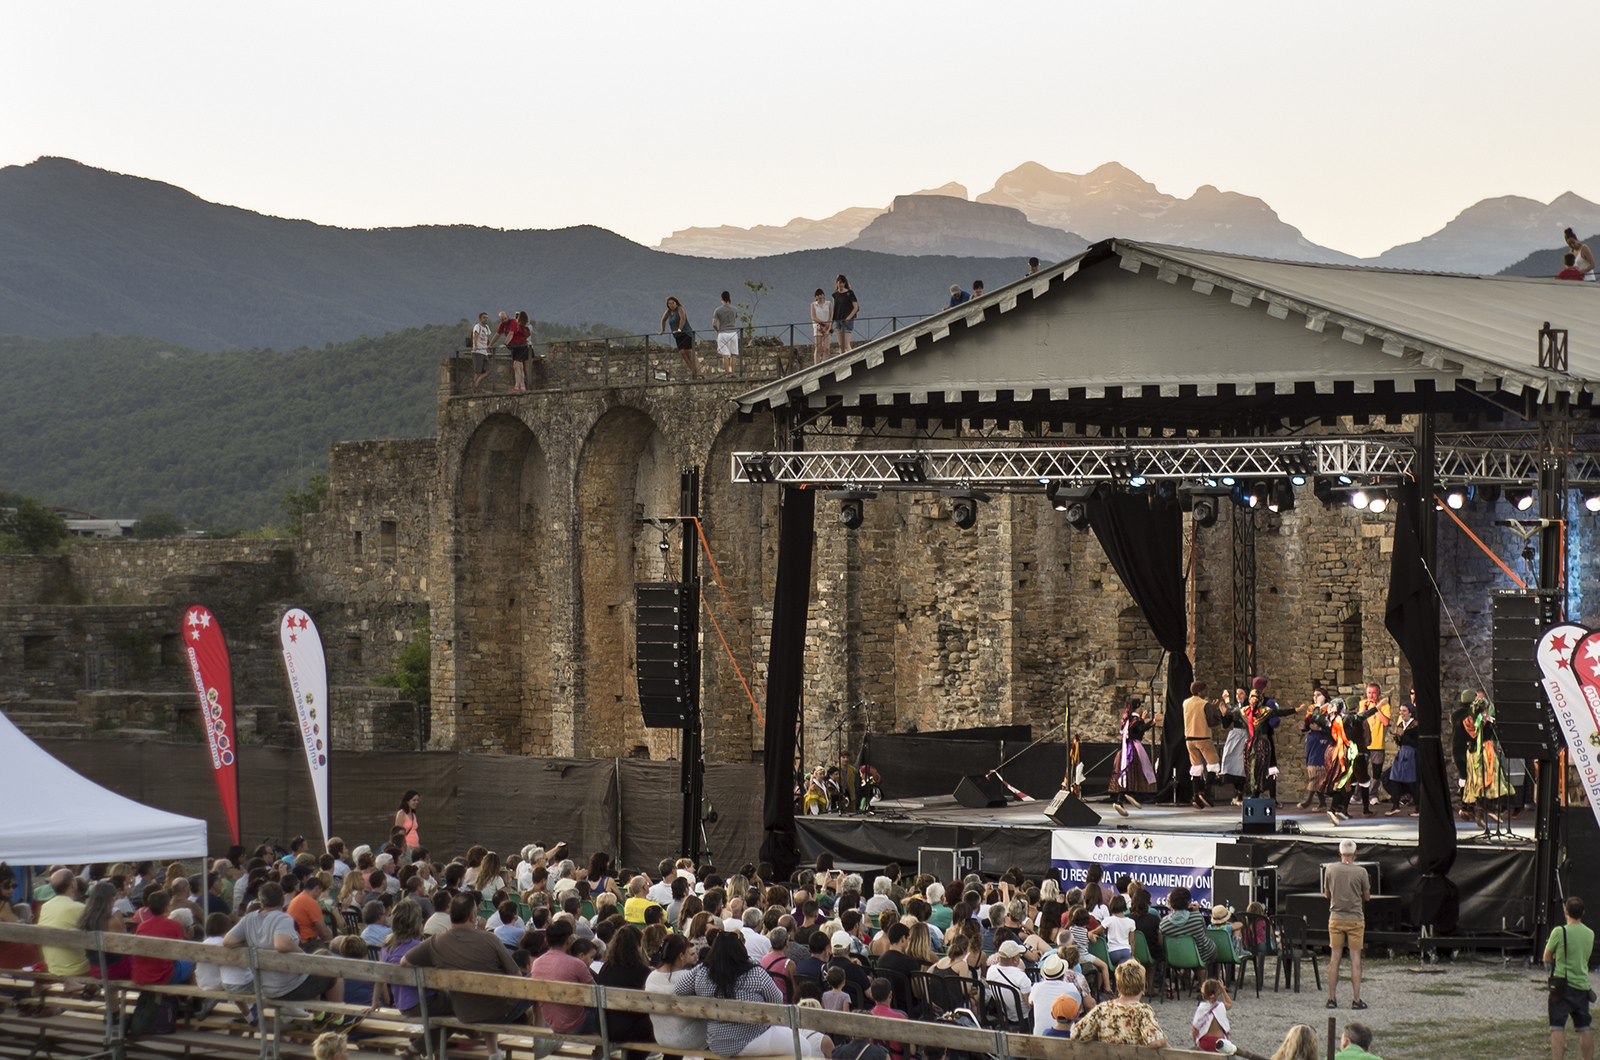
left=1491, top=590, right=1557, bottom=758
left=1241, top=797, right=1276, bottom=834
left=953, top=774, right=1009, bottom=809
left=1041, top=790, right=1101, bottom=827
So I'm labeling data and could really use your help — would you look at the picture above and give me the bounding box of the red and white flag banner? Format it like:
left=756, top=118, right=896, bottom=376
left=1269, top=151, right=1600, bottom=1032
left=1537, top=623, right=1600, bottom=831
left=182, top=604, right=240, bottom=844
left=279, top=607, right=331, bottom=846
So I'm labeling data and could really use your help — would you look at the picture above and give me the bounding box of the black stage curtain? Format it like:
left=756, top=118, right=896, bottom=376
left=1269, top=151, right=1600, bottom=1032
left=760, top=486, right=815, bottom=877
left=1386, top=481, right=1456, bottom=880
left=1087, top=490, right=1192, bottom=793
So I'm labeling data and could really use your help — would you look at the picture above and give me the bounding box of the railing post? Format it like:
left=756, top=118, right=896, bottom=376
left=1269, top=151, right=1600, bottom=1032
left=595, top=983, right=611, bottom=1059
left=247, top=945, right=269, bottom=1060
left=788, top=1003, right=802, bottom=1060
left=414, top=967, right=434, bottom=1060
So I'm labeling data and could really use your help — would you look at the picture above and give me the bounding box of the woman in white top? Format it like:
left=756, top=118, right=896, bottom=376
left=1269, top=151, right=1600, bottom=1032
left=1566, top=228, right=1596, bottom=278
left=645, top=936, right=707, bottom=1051
left=794, top=998, right=835, bottom=1057
left=810, top=288, right=833, bottom=364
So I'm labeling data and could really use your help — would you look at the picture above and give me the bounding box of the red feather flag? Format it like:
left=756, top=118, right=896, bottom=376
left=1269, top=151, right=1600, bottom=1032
left=181, top=603, right=240, bottom=844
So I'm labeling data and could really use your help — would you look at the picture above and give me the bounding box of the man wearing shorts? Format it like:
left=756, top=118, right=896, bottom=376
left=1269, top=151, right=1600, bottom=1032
left=1546, top=895, right=1595, bottom=1060
left=470, top=312, right=493, bottom=392
left=711, top=291, right=740, bottom=373
left=1324, top=839, right=1369, bottom=1010
left=1183, top=680, right=1220, bottom=808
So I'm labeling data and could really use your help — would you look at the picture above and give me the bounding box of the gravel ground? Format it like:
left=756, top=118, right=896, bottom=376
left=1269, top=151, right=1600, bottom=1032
left=1152, top=953, right=1555, bottom=1059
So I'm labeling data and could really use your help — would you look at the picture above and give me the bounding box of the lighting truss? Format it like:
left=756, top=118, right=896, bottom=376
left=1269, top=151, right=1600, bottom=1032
left=731, top=436, right=1600, bottom=491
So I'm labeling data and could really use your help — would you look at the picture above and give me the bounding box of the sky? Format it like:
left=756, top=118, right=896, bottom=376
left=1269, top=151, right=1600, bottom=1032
left=6, top=1, right=1599, bottom=259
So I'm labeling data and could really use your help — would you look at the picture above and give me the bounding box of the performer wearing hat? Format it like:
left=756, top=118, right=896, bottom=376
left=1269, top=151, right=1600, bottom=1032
left=1182, top=681, right=1221, bottom=809
left=1244, top=677, right=1296, bottom=802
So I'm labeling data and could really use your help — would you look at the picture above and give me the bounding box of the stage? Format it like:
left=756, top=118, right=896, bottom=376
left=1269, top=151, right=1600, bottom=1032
left=795, top=793, right=1537, bottom=937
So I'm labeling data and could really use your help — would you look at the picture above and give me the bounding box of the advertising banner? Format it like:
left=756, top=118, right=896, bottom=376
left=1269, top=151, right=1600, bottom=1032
left=279, top=607, right=331, bottom=845
left=1538, top=624, right=1600, bottom=832
left=181, top=603, right=239, bottom=843
left=1050, top=828, right=1216, bottom=907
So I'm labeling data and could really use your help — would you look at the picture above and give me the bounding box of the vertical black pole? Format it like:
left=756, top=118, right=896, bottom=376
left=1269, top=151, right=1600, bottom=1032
left=679, top=469, right=704, bottom=863
left=1535, top=399, right=1568, bottom=946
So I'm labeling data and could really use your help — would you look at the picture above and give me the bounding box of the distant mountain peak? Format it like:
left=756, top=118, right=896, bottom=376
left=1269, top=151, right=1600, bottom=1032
left=910, top=181, right=969, bottom=199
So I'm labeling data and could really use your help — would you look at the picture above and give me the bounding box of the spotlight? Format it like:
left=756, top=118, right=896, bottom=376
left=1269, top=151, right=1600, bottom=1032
left=1290, top=474, right=1308, bottom=487
left=1192, top=497, right=1219, bottom=528
left=1480, top=484, right=1501, bottom=505
left=1178, top=480, right=1229, bottom=528
left=1350, top=490, right=1370, bottom=510
left=1267, top=479, right=1296, bottom=513
left=824, top=489, right=876, bottom=530
left=1128, top=475, right=1148, bottom=488
left=1109, top=449, right=1145, bottom=480
left=1281, top=445, right=1314, bottom=478
left=942, top=489, right=990, bottom=532
left=893, top=455, right=927, bottom=484
left=1585, top=493, right=1600, bottom=513
left=740, top=454, right=776, bottom=483
left=1050, top=482, right=1105, bottom=528
left=1368, top=496, right=1389, bottom=514
left=1512, top=490, right=1536, bottom=512
left=1313, top=477, right=1337, bottom=505
left=1445, top=487, right=1469, bottom=510
left=1231, top=485, right=1260, bottom=509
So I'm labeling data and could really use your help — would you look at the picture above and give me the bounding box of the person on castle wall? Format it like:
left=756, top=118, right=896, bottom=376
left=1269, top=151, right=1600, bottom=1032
left=1558, top=253, right=1588, bottom=281
left=1355, top=683, right=1391, bottom=814
left=809, top=288, right=833, bottom=364
left=1385, top=693, right=1420, bottom=817
left=710, top=291, right=740, bottom=373
left=971, top=280, right=985, bottom=299
left=1109, top=698, right=1161, bottom=817
left=1564, top=228, right=1595, bottom=279
left=491, top=310, right=534, bottom=393
left=470, top=311, right=493, bottom=393
left=1026, top=257, right=1040, bottom=276
left=1182, top=680, right=1220, bottom=809
left=831, top=275, right=859, bottom=355
left=947, top=284, right=971, bottom=308
left=1299, top=688, right=1333, bottom=811
left=659, top=296, right=698, bottom=378
left=1243, top=677, right=1295, bottom=803
left=1218, top=692, right=1248, bottom=806
left=1462, top=690, right=1512, bottom=826
left=1319, top=698, right=1378, bottom=825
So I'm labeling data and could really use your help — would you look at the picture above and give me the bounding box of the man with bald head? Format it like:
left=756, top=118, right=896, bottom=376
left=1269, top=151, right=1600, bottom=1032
left=39, top=871, right=88, bottom=976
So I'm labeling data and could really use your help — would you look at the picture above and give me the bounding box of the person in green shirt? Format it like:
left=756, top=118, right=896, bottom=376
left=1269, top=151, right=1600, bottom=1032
left=1546, top=895, right=1595, bottom=1060
left=1335, top=1022, right=1383, bottom=1060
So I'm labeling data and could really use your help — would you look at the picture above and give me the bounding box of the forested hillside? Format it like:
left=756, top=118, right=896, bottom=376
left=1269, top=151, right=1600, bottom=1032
left=0, top=318, right=617, bottom=528
left=0, top=158, right=1034, bottom=351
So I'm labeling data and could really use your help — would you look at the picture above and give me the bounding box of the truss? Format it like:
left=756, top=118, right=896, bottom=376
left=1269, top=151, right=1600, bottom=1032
left=732, top=435, right=1600, bottom=490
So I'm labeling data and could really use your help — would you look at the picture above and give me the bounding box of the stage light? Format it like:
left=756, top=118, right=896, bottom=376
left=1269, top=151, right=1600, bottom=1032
left=1445, top=488, right=1469, bottom=510
left=839, top=498, right=864, bottom=528
left=893, top=455, right=927, bottom=484
left=1480, top=484, right=1501, bottom=505
left=1368, top=496, right=1389, bottom=514
left=1050, top=483, right=1104, bottom=527
left=1231, top=485, right=1260, bottom=509
left=1350, top=490, right=1370, bottom=510
left=1064, top=501, right=1091, bottom=529
left=1268, top=479, right=1296, bottom=513
left=740, top=454, right=776, bottom=483
left=1585, top=493, right=1600, bottom=513
left=1178, top=481, right=1229, bottom=528
left=1128, top=475, right=1148, bottom=488
left=1192, top=497, right=1219, bottom=528
left=1337, top=474, right=1353, bottom=485
left=1313, top=477, right=1337, bottom=504
left=942, top=489, right=990, bottom=532
left=1290, top=474, right=1308, bottom=487
left=1220, top=476, right=1236, bottom=487
left=1510, top=490, right=1536, bottom=512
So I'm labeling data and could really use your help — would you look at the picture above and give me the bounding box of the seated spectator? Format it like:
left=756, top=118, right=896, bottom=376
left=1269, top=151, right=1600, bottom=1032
left=796, top=930, right=829, bottom=988
left=1070, top=959, right=1166, bottom=1047
left=333, top=935, right=376, bottom=1007
left=1192, top=978, right=1233, bottom=1051
left=868, top=977, right=909, bottom=1060
left=1158, top=887, right=1217, bottom=964
left=1028, top=953, right=1082, bottom=1036
left=40, top=871, right=90, bottom=978
left=225, top=882, right=351, bottom=1025
left=290, top=876, right=334, bottom=949
left=1043, top=993, right=1081, bottom=1038
left=646, top=935, right=707, bottom=1052
left=360, top=901, right=389, bottom=948
left=132, top=890, right=194, bottom=986
left=529, top=919, right=598, bottom=1036
left=597, top=925, right=654, bottom=1060
left=1336, top=1023, right=1383, bottom=1060
left=826, top=930, right=872, bottom=999
left=864, top=877, right=898, bottom=924
left=675, top=932, right=788, bottom=1056
left=76, top=880, right=132, bottom=982
left=401, top=894, right=529, bottom=1057
left=822, top=966, right=851, bottom=1011
left=624, top=876, right=661, bottom=925
left=984, top=939, right=1032, bottom=1022
left=490, top=900, right=525, bottom=947
left=1272, top=1023, right=1322, bottom=1060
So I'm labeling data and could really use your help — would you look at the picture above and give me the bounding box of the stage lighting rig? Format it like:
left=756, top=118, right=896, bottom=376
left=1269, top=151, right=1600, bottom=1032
left=1048, top=482, right=1105, bottom=529
left=824, top=489, right=876, bottom=530
left=942, top=488, right=990, bottom=531
left=739, top=454, right=777, bottom=483
left=892, top=455, right=927, bottom=484
left=1267, top=479, right=1296, bottom=513
left=1177, top=481, right=1231, bottom=528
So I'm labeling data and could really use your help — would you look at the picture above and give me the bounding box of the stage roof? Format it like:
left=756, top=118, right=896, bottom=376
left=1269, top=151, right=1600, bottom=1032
left=736, top=240, right=1600, bottom=429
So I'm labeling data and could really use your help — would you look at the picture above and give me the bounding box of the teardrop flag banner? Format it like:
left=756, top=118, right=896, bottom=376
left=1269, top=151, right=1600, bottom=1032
left=279, top=607, right=331, bottom=846
left=1544, top=624, right=1600, bottom=832
left=182, top=604, right=240, bottom=844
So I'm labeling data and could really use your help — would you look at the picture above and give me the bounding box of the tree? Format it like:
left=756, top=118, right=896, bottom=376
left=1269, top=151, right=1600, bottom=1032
left=0, top=492, right=69, bottom=553
left=374, top=611, right=430, bottom=705
left=282, top=471, right=330, bottom=533
left=131, top=511, right=185, bottom=539
left=738, top=279, right=772, bottom=341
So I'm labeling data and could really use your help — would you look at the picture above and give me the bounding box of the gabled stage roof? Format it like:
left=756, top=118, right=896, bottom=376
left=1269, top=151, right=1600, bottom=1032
left=737, top=240, right=1600, bottom=430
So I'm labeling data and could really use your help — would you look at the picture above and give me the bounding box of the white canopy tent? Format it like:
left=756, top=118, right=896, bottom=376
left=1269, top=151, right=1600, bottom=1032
left=0, top=711, right=207, bottom=864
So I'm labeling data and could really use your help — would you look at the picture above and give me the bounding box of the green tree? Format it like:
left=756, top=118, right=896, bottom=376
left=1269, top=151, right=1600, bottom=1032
left=374, top=611, right=430, bottom=705
left=0, top=492, right=69, bottom=553
left=282, top=471, right=330, bottom=534
left=131, top=511, right=185, bottom=539
left=738, top=279, right=772, bottom=341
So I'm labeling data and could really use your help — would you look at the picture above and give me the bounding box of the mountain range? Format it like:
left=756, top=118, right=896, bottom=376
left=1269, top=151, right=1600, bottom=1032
left=659, top=160, right=1600, bottom=275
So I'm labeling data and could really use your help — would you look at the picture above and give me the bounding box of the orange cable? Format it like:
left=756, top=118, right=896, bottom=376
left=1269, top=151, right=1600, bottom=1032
left=1435, top=496, right=1526, bottom=588
left=688, top=516, right=768, bottom=701
left=696, top=583, right=766, bottom=727
left=685, top=516, right=768, bottom=723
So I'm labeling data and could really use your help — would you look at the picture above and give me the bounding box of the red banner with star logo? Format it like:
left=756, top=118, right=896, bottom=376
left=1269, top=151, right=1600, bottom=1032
left=182, top=603, right=240, bottom=844
left=1537, top=623, right=1600, bottom=831
left=279, top=607, right=331, bottom=846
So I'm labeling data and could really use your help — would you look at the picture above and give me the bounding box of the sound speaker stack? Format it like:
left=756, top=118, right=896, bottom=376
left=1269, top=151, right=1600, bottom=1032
left=1041, top=789, right=1101, bottom=827
left=1490, top=589, right=1559, bottom=758
left=635, top=582, right=693, bottom=728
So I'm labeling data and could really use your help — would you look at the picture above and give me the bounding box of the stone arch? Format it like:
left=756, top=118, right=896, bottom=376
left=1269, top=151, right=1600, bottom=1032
left=575, top=406, right=681, bottom=758
left=452, top=413, right=551, bottom=753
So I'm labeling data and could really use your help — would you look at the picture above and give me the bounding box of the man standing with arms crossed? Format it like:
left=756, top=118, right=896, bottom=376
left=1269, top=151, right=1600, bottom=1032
left=1324, top=839, right=1369, bottom=1010
left=1547, top=896, right=1595, bottom=1060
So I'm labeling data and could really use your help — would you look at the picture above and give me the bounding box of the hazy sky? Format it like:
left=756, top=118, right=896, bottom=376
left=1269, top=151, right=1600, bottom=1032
left=7, top=1, right=1597, bottom=258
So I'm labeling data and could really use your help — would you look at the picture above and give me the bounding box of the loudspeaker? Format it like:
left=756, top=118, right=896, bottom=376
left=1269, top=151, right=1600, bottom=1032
left=1491, top=590, right=1557, bottom=757
left=1041, top=790, right=1101, bottom=827
left=953, top=774, right=1010, bottom=809
left=1241, top=797, right=1276, bottom=834
left=636, top=582, right=693, bottom=728
left=918, top=847, right=982, bottom=881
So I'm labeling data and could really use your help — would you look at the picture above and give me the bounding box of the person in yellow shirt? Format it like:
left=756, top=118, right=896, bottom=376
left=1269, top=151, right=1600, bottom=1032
left=1356, top=683, right=1391, bottom=816
left=622, top=876, right=662, bottom=925
left=37, top=870, right=89, bottom=977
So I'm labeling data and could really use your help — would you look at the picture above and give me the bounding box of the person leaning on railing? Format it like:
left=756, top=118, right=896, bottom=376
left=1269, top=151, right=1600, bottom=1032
left=674, top=930, right=788, bottom=1057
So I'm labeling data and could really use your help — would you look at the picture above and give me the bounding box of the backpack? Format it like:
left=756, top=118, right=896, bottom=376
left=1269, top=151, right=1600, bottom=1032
left=128, top=990, right=177, bottom=1036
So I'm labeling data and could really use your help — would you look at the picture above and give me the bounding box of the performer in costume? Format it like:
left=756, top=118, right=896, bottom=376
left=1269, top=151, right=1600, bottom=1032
left=1298, top=689, right=1333, bottom=810
left=1385, top=691, right=1420, bottom=816
left=856, top=763, right=883, bottom=812
left=1182, top=680, right=1221, bottom=809
left=802, top=766, right=830, bottom=815
left=1319, top=697, right=1379, bottom=824
left=1462, top=690, right=1512, bottom=825
left=1219, top=691, right=1248, bottom=805
left=1109, top=697, right=1160, bottom=816
left=1244, top=677, right=1295, bottom=801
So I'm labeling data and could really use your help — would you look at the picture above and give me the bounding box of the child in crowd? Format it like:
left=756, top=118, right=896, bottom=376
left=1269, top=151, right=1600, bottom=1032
left=822, top=965, right=852, bottom=1011
left=334, top=935, right=376, bottom=1007
left=1102, top=895, right=1136, bottom=965
left=1191, top=978, right=1233, bottom=1051
left=1043, top=993, right=1081, bottom=1037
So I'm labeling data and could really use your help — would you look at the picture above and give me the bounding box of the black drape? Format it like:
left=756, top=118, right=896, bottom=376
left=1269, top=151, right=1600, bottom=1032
left=759, top=486, right=814, bottom=877
left=1087, top=490, right=1192, bottom=791
left=1385, top=481, right=1456, bottom=879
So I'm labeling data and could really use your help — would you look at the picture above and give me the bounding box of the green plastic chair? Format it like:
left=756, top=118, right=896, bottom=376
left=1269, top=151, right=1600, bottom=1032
left=1132, top=931, right=1163, bottom=1001
left=1162, top=934, right=1205, bottom=1000
left=1089, top=936, right=1112, bottom=969
left=1206, top=926, right=1245, bottom=989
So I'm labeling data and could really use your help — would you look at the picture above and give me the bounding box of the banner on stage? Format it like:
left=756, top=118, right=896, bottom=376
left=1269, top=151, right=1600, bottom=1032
left=1538, top=624, right=1600, bottom=833
left=279, top=607, right=331, bottom=845
left=181, top=604, right=239, bottom=844
left=1050, top=829, right=1215, bottom=907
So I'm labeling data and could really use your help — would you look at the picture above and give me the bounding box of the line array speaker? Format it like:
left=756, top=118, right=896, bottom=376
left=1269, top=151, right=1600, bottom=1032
left=1490, top=591, right=1557, bottom=758
left=636, top=582, right=693, bottom=728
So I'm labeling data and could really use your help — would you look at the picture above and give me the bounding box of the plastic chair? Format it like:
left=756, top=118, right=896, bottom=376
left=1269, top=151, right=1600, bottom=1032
left=1239, top=912, right=1275, bottom=997
left=1270, top=914, right=1321, bottom=994
left=1162, top=934, right=1205, bottom=1000
left=910, top=970, right=970, bottom=1018
left=977, top=979, right=1031, bottom=1033
left=1205, top=926, right=1245, bottom=989
left=1089, top=936, right=1112, bottom=969
left=877, top=966, right=914, bottom=1017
